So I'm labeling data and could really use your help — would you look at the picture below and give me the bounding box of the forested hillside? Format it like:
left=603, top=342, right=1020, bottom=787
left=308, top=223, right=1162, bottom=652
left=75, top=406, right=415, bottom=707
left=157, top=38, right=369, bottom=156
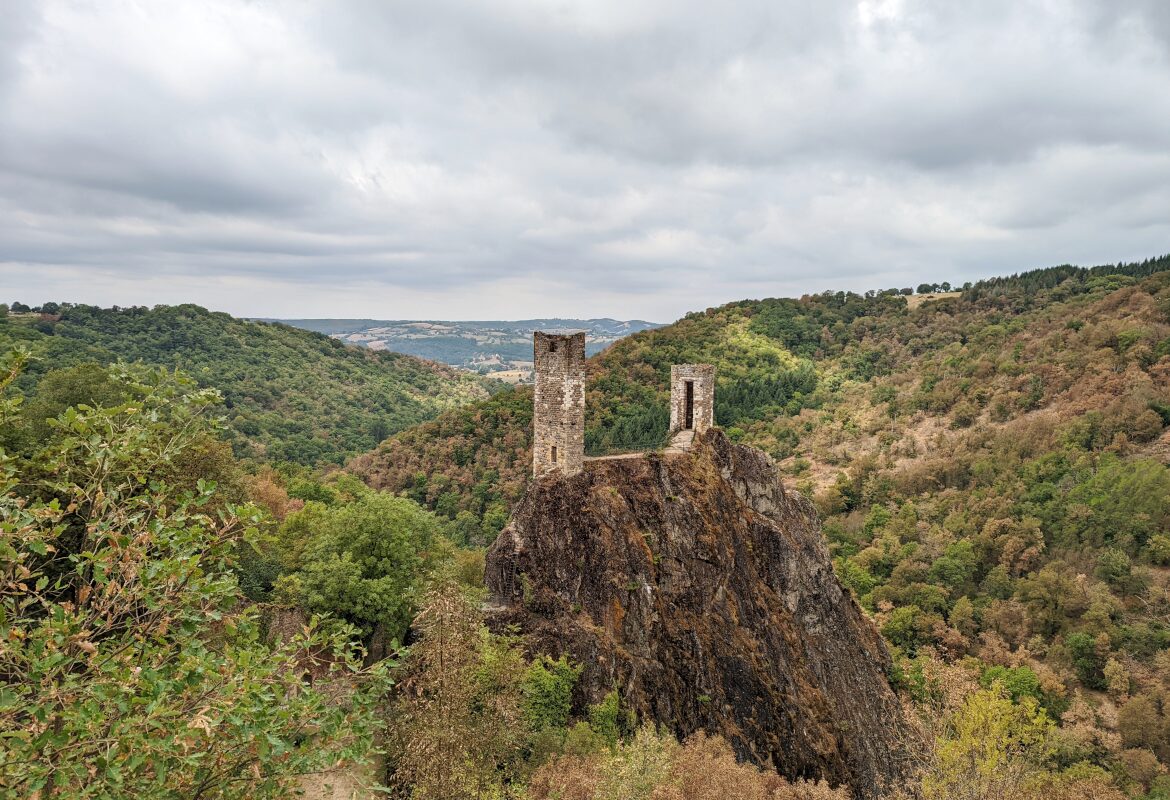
left=353, top=256, right=1170, bottom=532
left=352, top=256, right=1170, bottom=789
left=0, top=302, right=489, bottom=464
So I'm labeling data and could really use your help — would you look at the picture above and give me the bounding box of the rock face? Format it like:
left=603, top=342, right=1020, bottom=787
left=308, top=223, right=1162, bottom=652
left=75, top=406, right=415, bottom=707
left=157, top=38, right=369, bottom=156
left=485, top=429, right=916, bottom=798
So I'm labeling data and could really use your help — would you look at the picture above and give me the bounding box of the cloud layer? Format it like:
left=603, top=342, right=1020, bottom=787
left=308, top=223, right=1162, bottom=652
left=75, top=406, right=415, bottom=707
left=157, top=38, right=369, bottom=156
left=2, top=0, right=1169, bottom=320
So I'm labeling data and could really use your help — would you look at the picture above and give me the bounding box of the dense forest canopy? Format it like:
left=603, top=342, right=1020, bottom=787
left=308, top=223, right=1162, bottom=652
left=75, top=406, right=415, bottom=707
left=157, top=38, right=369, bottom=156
left=0, top=302, right=490, bottom=464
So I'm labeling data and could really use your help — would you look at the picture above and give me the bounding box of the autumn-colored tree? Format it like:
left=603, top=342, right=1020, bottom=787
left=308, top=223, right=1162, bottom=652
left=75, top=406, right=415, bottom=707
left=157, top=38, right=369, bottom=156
left=527, top=727, right=847, bottom=800
left=390, top=581, right=525, bottom=799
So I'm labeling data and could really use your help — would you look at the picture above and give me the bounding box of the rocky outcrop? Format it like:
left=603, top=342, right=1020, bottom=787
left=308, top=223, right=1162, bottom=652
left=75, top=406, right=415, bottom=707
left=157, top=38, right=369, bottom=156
left=485, top=429, right=917, bottom=798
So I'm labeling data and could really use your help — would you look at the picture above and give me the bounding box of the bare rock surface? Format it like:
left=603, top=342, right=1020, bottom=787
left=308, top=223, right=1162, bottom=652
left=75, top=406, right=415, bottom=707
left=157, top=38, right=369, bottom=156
left=485, top=429, right=916, bottom=798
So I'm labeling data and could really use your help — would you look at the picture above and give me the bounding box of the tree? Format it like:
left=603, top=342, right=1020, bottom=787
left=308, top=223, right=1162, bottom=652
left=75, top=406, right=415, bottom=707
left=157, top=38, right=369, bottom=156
left=1095, top=549, right=1146, bottom=595
left=1064, top=456, right=1170, bottom=553
left=922, top=687, right=1053, bottom=800
left=1065, top=632, right=1108, bottom=690
left=522, top=656, right=582, bottom=733
left=1117, top=693, right=1166, bottom=753
left=1102, top=658, right=1131, bottom=700
left=0, top=362, right=125, bottom=453
left=0, top=356, right=388, bottom=799
left=277, top=493, right=446, bottom=641
left=391, top=582, right=525, bottom=799
left=929, top=540, right=977, bottom=590
left=883, top=605, right=925, bottom=653
left=979, top=666, right=1044, bottom=708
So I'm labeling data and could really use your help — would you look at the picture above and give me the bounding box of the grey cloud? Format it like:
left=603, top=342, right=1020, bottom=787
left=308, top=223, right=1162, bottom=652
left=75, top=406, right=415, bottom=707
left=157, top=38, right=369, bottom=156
left=1, top=0, right=1169, bottom=321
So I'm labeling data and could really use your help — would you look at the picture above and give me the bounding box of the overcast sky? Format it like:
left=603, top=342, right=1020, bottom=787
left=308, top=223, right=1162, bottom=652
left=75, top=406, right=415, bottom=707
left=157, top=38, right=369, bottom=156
left=1, top=1, right=1168, bottom=322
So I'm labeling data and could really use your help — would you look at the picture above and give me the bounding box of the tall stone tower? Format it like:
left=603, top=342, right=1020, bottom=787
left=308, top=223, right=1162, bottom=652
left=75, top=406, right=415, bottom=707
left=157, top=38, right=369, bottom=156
left=670, top=364, right=715, bottom=435
left=533, top=331, right=586, bottom=477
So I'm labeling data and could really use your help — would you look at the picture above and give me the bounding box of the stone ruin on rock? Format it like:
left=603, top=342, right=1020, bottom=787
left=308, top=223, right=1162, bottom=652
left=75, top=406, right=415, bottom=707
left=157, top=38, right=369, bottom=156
left=669, top=364, right=714, bottom=436
left=532, top=331, right=586, bottom=478
left=508, top=334, right=916, bottom=797
left=531, top=331, right=716, bottom=476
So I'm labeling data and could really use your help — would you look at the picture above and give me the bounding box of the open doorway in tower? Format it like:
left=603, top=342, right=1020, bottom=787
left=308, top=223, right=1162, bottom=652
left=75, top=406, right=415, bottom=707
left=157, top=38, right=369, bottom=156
left=684, top=380, right=694, bottom=430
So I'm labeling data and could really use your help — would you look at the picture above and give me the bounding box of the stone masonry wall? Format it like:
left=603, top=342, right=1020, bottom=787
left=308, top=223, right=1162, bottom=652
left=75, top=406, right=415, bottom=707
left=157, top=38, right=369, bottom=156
left=669, top=364, right=715, bottom=435
left=533, top=331, right=586, bottom=476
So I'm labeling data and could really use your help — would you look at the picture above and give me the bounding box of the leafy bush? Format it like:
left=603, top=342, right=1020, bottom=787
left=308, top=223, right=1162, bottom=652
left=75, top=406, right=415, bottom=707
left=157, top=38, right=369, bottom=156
left=277, top=493, right=446, bottom=640
left=0, top=355, right=387, bottom=798
left=522, top=655, right=582, bottom=733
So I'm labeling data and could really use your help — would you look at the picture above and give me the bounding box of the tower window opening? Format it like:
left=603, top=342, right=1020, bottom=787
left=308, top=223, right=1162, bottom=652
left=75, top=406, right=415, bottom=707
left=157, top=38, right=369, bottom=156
left=684, top=380, right=695, bottom=430
left=551, top=445, right=558, bottom=463
left=549, top=341, right=557, bottom=353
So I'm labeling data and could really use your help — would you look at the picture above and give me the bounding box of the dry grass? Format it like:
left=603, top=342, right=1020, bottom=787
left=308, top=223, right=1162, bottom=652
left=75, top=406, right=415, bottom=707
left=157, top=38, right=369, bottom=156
left=905, top=292, right=962, bottom=310
left=526, top=728, right=848, bottom=800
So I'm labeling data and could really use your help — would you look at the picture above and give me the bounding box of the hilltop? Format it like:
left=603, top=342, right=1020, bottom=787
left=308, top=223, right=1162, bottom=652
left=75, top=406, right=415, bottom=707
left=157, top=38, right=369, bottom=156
left=270, top=317, right=661, bottom=380
left=0, top=303, right=490, bottom=464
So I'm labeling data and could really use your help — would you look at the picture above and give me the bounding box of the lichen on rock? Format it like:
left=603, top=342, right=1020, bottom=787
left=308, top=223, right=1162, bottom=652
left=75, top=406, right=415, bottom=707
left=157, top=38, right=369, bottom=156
left=485, top=429, right=917, bottom=799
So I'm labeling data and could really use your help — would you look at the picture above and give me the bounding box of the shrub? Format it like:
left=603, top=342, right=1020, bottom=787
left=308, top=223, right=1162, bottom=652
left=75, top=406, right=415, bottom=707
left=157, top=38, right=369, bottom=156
left=522, top=655, right=582, bottom=732
left=0, top=357, right=387, bottom=798
left=277, top=493, right=445, bottom=639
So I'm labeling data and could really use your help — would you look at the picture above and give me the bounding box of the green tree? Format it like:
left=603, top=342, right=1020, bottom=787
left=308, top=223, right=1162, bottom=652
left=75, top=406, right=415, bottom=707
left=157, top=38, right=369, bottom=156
left=277, top=493, right=446, bottom=640
left=979, top=666, right=1044, bottom=708
left=587, top=689, right=636, bottom=748
left=1, top=362, right=124, bottom=452
left=1065, top=632, right=1108, bottom=690
left=929, top=540, right=977, bottom=591
left=923, top=687, right=1053, bottom=800
left=521, top=655, right=582, bottom=733
left=882, top=605, right=925, bottom=654
left=1064, top=456, right=1170, bottom=552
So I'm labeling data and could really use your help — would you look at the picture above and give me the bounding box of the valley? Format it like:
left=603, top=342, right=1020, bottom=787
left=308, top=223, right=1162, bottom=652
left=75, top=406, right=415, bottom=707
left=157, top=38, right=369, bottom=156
left=268, top=317, right=662, bottom=381
left=0, top=304, right=491, bottom=464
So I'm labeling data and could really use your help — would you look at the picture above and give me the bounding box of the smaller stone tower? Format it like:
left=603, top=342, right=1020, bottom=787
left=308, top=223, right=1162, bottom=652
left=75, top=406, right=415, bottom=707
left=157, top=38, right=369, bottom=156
left=533, top=331, right=586, bottom=477
left=670, top=364, right=715, bottom=435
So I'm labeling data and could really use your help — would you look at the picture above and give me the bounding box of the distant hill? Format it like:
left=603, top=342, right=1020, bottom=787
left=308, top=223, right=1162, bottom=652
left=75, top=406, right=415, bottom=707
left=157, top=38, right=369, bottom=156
left=266, top=318, right=662, bottom=381
left=0, top=303, right=490, bottom=464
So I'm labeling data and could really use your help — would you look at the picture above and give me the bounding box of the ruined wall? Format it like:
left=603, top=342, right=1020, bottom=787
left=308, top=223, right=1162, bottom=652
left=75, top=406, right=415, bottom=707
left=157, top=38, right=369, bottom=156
left=669, top=364, right=715, bottom=434
left=533, top=331, right=586, bottom=477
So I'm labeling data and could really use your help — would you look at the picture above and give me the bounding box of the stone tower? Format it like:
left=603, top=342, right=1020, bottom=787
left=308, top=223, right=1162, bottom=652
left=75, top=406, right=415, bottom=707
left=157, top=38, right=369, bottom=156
left=670, top=364, right=715, bottom=435
left=533, top=331, right=586, bottom=477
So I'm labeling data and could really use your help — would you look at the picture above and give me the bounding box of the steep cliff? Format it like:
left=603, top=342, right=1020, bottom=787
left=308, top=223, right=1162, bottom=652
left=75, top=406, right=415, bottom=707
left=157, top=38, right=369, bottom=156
left=485, top=429, right=916, bottom=798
